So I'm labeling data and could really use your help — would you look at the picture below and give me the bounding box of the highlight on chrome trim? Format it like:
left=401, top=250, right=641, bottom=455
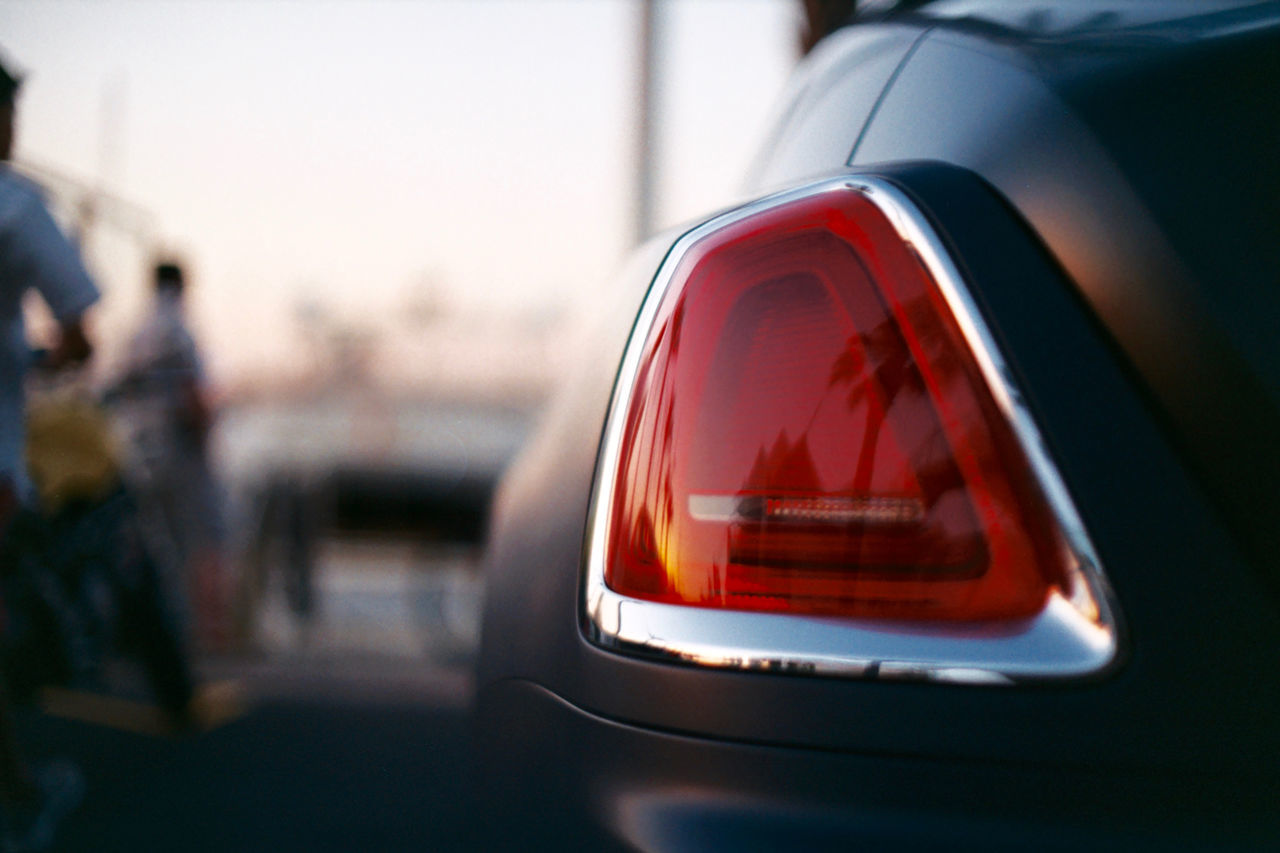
left=582, top=174, right=1123, bottom=685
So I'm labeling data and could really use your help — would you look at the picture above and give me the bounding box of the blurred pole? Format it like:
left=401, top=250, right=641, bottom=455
left=634, top=0, right=660, bottom=244
left=77, top=71, right=129, bottom=254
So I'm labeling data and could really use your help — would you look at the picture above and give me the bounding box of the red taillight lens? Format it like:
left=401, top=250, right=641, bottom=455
left=604, top=189, right=1068, bottom=622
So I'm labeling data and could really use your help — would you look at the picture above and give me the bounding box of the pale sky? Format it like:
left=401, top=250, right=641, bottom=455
left=0, top=0, right=798, bottom=386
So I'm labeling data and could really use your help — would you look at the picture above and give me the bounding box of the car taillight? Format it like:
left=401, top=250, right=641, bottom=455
left=585, top=176, right=1119, bottom=683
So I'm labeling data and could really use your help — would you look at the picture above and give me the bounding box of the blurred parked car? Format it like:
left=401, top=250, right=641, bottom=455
left=218, top=392, right=531, bottom=546
left=477, top=1, right=1280, bottom=849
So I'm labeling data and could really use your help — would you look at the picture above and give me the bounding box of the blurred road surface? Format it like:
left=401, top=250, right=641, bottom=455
left=14, top=537, right=485, bottom=851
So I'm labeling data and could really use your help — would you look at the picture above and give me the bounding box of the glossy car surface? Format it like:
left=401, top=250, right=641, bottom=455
left=476, top=2, right=1280, bottom=849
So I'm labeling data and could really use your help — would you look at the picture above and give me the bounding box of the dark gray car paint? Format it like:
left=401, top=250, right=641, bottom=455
left=476, top=2, right=1280, bottom=847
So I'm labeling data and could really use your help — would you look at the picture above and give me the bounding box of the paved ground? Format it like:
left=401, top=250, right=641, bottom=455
left=13, top=538, right=485, bottom=851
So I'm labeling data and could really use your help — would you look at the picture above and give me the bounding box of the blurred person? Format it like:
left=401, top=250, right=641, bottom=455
left=113, top=260, right=229, bottom=650
left=0, top=52, right=93, bottom=850
left=0, top=67, right=97, bottom=495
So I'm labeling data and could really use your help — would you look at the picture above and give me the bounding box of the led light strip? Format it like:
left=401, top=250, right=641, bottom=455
left=687, top=494, right=924, bottom=526
left=582, top=175, right=1122, bottom=685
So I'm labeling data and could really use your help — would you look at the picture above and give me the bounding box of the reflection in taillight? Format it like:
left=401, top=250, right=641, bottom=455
left=604, top=190, right=1070, bottom=622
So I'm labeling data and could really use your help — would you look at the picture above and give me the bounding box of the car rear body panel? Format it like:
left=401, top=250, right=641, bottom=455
left=476, top=1, right=1280, bottom=847
left=480, top=679, right=1280, bottom=852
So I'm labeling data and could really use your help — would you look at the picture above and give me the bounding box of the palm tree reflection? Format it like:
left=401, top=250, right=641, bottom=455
left=721, top=292, right=984, bottom=583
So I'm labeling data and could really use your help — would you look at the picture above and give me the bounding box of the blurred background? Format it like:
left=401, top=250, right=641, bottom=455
left=0, top=1, right=819, bottom=845
left=0, top=1, right=809, bottom=847
left=1, top=0, right=797, bottom=659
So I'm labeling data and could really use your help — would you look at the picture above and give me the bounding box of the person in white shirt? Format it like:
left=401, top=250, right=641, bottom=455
left=114, top=260, right=227, bottom=649
left=0, top=86, right=98, bottom=501
left=0, top=51, right=94, bottom=852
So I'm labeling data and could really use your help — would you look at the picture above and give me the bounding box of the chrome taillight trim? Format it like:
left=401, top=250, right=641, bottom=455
left=582, top=175, right=1122, bottom=685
